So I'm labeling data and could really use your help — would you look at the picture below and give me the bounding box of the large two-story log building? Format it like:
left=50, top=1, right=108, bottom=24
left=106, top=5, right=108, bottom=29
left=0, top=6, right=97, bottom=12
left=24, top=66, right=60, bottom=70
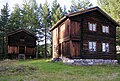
left=50, top=7, right=119, bottom=59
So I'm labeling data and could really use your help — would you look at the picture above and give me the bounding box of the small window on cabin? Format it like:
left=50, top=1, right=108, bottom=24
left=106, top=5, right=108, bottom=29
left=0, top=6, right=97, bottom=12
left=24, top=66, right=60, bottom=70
left=102, top=43, right=109, bottom=52
left=102, top=25, right=109, bottom=33
left=20, top=36, right=25, bottom=42
left=88, top=41, right=96, bottom=51
left=88, top=22, right=96, bottom=31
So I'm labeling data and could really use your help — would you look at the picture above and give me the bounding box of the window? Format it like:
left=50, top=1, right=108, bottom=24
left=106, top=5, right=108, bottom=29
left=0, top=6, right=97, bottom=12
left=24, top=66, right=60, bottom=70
left=102, top=25, right=109, bottom=33
left=102, top=43, right=109, bottom=52
left=88, top=22, right=96, bottom=31
left=20, top=36, right=25, bottom=42
left=89, top=42, right=96, bottom=51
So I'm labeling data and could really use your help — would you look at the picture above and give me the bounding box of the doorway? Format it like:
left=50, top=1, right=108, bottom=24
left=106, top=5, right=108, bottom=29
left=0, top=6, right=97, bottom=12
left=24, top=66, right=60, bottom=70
left=19, top=46, right=25, bottom=54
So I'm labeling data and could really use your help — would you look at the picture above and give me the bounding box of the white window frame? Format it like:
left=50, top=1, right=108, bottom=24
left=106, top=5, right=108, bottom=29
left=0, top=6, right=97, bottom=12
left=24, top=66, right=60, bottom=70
left=89, top=41, right=96, bottom=51
left=88, top=22, right=96, bottom=31
left=102, top=25, right=109, bottom=33
left=102, top=43, right=109, bottom=52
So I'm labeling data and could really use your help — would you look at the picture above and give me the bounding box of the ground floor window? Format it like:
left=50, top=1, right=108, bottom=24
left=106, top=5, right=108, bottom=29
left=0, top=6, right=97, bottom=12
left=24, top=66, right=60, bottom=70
left=88, top=41, right=96, bottom=51
left=88, top=41, right=110, bottom=52
left=102, top=43, right=109, bottom=52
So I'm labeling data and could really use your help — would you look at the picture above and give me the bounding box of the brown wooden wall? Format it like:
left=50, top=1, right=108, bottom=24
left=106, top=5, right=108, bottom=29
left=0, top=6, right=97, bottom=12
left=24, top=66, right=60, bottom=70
left=52, top=27, right=59, bottom=58
left=52, top=10, right=116, bottom=59
left=8, top=46, right=35, bottom=55
left=7, top=30, right=36, bottom=59
left=8, top=31, right=36, bottom=46
left=80, top=11, right=116, bottom=59
left=70, top=41, right=80, bottom=58
left=52, top=19, right=71, bottom=58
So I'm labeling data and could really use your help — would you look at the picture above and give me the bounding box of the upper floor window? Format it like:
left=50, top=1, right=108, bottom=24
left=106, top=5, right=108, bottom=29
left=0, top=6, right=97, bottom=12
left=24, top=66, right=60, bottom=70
left=102, top=43, right=109, bottom=52
left=89, top=41, right=96, bottom=51
left=102, top=25, right=109, bottom=33
left=20, top=36, right=25, bottom=42
left=88, top=22, right=96, bottom=31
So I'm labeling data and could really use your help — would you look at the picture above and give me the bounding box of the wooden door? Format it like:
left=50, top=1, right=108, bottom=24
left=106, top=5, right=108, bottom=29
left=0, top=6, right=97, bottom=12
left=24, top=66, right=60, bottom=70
left=19, top=46, right=25, bottom=54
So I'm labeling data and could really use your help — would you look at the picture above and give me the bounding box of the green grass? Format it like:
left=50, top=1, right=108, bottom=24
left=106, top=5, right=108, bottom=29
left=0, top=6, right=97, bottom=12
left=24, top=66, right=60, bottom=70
left=0, top=59, right=120, bottom=81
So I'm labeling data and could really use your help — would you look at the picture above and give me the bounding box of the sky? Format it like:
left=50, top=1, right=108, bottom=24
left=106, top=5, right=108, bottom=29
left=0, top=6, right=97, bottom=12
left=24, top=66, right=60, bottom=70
left=0, top=0, right=98, bottom=11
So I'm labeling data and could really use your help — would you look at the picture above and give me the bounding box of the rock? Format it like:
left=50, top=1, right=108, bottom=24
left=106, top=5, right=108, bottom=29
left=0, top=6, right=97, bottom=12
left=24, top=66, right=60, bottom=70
left=62, top=59, right=118, bottom=66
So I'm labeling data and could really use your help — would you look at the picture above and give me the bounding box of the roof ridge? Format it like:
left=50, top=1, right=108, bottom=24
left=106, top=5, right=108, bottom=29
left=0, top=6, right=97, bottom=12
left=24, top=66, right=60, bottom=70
left=7, top=29, right=37, bottom=39
left=50, top=6, right=119, bottom=31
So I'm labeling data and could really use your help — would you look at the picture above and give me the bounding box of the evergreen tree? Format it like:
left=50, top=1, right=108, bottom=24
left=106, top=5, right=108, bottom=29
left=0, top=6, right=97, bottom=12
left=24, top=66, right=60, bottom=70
left=98, top=0, right=120, bottom=45
left=0, top=3, right=10, bottom=59
left=21, top=0, right=40, bottom=33
left=0, top=3, right=10, bottom=32
left=98, top=0, right=120, bottom=23
left=51, top=0, right=63, bottom=26
left=40, top=0, right=51, bottom=57
left=69, top=0, right=93, bottom=13
left=9, top=4, right=22, bottom=31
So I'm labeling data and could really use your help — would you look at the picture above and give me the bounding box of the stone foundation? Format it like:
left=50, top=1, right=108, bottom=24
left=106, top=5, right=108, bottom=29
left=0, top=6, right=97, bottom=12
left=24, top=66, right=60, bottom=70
left=62, top=58, right=118, bottom=65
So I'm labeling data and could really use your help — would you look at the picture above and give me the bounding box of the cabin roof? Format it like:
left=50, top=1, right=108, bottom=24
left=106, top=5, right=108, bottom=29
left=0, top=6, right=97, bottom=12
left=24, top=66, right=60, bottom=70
left=50, top=6, right=119, bottom=31
left=7, top=28, right=37, bottom=39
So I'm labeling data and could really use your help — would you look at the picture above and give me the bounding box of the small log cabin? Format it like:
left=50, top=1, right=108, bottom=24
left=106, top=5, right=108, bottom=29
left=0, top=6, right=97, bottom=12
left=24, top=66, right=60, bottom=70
left=7, top=29, right=37, bottom=59
left=50, top=7, right=119, bottom=59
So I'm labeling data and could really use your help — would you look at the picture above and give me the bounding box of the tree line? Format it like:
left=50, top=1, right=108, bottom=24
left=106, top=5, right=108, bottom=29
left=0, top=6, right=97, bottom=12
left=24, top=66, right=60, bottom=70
left=0, top=0, right=92, bottom=59
left=0, top=0, right=119, bottom=59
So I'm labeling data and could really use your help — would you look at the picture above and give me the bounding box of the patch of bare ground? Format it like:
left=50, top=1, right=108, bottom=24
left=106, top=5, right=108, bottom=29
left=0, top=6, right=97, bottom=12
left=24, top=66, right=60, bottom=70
left=0, top=59, right=37, bottom=76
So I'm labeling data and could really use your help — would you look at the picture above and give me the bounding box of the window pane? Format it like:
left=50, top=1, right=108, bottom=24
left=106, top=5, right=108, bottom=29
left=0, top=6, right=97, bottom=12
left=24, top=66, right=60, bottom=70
left=93, top=42, right=96, bottom=51
left=89, top=42, right=92, bottom=51
left=106, top=26, right=109, bottom=33
left=88, top=23, right=92, bottom=31
left=102, top=43, right=109, bottom=52
left=102, top=43, right=106, bottom=52
left=89, top=42, right=96, bottom=51
left=106, top=43, right=109, bottom=52
left=102, top=26, right=106, bottom=33
left=93, top=24, right=96, bottom=31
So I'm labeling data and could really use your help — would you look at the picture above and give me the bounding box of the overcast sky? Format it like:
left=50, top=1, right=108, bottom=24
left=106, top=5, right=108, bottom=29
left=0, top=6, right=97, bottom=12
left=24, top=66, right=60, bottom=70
left=0, top=0, right=98, bottom=11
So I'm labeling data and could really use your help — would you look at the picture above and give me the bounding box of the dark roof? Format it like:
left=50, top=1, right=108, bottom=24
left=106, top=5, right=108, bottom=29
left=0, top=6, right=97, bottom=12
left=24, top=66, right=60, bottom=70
left=50, top=6, right=119, bottom=31
left=7, top=28, right=37, bottom=39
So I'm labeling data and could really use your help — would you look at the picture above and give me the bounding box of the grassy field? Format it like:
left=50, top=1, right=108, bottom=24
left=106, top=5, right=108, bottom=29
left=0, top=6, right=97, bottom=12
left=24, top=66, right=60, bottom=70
left=0, top=59, right=120, bottom=81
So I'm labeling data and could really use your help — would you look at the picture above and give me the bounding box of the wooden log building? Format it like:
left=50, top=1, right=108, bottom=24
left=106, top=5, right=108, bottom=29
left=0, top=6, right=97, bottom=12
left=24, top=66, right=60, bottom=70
left=50, top=7, right=119, bottom=59
left=7, top=29, right=37, bottom=59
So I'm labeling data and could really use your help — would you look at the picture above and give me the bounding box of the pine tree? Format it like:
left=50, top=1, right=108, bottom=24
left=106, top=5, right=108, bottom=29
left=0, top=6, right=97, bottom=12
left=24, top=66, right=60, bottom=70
left=40, top=0, right=51, bottom=57
left=21, top=0, right=40, bottom=33
left=98, top=0, right=120, bottom=23
left=0, top=3, right=10, bottom=59
left=51, top=0, right=63, bottom=26
left=0, top=3, right=10, bottom=32
left=69, top=0, right=93, bottom=13
left=9, top=4, right=22, bottom=31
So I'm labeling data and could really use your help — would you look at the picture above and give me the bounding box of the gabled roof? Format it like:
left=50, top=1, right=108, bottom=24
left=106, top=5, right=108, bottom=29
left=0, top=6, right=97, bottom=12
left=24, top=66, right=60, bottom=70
left=7, top=28, right=37, bottom=39
left=50, top=6, right=119, bottom=31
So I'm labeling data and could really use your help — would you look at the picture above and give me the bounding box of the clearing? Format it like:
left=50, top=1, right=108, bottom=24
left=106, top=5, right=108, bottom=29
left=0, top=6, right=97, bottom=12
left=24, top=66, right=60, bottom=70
left=0, top=59, right=120, bottom=81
